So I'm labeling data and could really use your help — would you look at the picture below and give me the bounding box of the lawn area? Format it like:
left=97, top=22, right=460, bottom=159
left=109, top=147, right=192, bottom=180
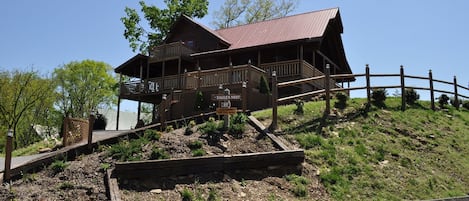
left=253, top=97, right=469, bottom=200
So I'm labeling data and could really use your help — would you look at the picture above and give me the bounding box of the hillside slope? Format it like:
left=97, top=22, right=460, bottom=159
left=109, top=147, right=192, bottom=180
left=253, top=97, right=469, bottom=200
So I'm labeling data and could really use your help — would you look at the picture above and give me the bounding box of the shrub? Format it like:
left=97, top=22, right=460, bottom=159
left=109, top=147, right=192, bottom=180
left=187, top=140, right=203, bottom=150
left=150, top=148, right=169, bottom=160
left=199, top=119, right=222, bottom=144
left=293, top=184, right=307, bottom=197
left=230, top=113, right=248, bottom=125
left=438, top=94, right=450, bottom=108
left=108, top=139, right=144, bottom=161
left=188, top=120, right=196, bottom=128
left=371, top=88, right=387, bottom=107
left=50, top=160, right=68, bottom=174
left=100, top=163, right=111, bottom=172
left=144, top=129, right=161, bottom=141
left=191, top=148, right=206, bottom=157
left=294, top=99, right=304, bottom=115
left=285, top=174, right=310, bottom=197
left=334, top=92, right=348, bottom=109
left=180, top=188, right=194, bottom=201
left=165, top=125, right=174, bottom=132
left=207, top=187, right=219, bottom=201
left=405, top=88, right=420, bottom=105
left=259, top=75, right=270, bottom=94
left=184, top=127, right=194, bottom=135
left=228, top=123, right=245, bottom=138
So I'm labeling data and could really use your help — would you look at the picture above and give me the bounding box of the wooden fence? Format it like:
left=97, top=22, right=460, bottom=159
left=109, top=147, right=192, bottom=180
left=270, top=64, right=469, bottom=130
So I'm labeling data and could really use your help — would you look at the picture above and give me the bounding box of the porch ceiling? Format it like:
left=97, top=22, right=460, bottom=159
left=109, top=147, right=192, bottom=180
left=115, top=54, right=148, bottom=78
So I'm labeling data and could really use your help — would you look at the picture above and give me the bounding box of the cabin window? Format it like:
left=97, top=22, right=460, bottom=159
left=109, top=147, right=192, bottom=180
left=186, top=40, right=195, bottom=48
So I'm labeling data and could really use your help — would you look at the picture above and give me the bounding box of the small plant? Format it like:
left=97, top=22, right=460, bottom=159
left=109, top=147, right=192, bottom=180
left=100, top=163, right=111, bottom=172
left=371, top=88, right=387, bottom=107
left=21, top=172, right=37, bottom=183
left=240, top=178, right=247, bottom=187
left=108, top=138, right=145, bottom=161
left=438, top=94, right=450, bottom=108
left=230, top=113, right=248, bottom=125
left=228, top=123, right=245, bottom=138
left=292, top=183, right=307, bottom=197
left=165, top=125, right=174, bottom=132
left=180, top=188, right=194, bottom=201
left=259, top=75, right=270, bottom=94
left=334, top=92, right=348, bottom=109
left=189, top=120, right=197, bottom=128
left=150, top=147, right=170, bottom=160
left=285, top=174, right=309, bottom=197
left=58, top=182, right=74, bottom=190
left=50, top=160, right=68, bottom=174
left=191, top=148, right=206, bottom=157
left=405, top=88, right=420, bottom=105
left=187, top=140, right=203, bottom=150
left=450, top=97, right=462, bottom=108
left=144, top=129, right=161, bottom=141
left=199, top=118, right=222, bottom=144
left=293, top=99, right=304, bottom=115
left=207, top=187, right=220, bottom=201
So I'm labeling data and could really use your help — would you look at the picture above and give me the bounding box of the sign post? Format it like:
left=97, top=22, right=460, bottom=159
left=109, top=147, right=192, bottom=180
left=211, top=88, right=242, bottom=129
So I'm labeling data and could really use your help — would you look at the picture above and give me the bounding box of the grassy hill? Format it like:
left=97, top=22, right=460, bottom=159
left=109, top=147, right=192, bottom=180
left=253, top=97, right=469, bottom=200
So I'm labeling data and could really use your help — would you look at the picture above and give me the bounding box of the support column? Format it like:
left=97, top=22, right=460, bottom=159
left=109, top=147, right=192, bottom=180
left=116, top=74, right=122, bottom=131
left=137, top=101, right=142, bottom=121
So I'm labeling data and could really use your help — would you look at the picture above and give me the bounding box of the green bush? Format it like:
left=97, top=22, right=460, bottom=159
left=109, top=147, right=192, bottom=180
left=230, top=113, right=248, bottom=125
left=191, top=148, right=206, bottom=157
left=187, top=140, right=203, bottom=150
left=50, top=160, right=68, bottom=174
left=144, top=129, right=161, bottom=141
left=334, top=92, right=348, bottom=109
left=285, top=174, right=310, bottom=197
left=180, top=188, right=194, bottom=201
left=259, top=75, right=270, bottom=94
left=438, top=94, right=450, bottom=108
left=450, top=97, right=462, bottom=108
left=184, top=127, right=194, bottom=135
left=150, top=147, right=169, bottom=160
left=405, top=88, right=420, bottom=105
left=207, top=187, right=219, bottom=201
left=293, top=183, right=307, bottom=197
left=165, top=125, right=174, bottom=132
left=199, top=119, right=222, bottom=144
left=294, top=99, right=304, bottom=115
left=372, top=88, right=387, bottom=107
left=228, top=123, right=245, bottom=138
left=107, top=138, right=145, bottom=161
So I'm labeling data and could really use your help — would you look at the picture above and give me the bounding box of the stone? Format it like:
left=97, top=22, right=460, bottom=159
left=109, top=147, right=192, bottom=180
left=150, top=189, right=162, bottom=194
left=239, top=192, right=246, bottom=197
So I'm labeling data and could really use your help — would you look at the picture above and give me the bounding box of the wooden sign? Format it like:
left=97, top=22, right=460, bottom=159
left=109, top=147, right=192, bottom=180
left=211, top=94, right=241, bottom=101
left=216, top=107, right=237, bottom=115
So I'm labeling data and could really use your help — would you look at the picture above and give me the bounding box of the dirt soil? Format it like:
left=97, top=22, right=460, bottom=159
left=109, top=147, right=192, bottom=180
left=0, top=123, right=329, bottom=201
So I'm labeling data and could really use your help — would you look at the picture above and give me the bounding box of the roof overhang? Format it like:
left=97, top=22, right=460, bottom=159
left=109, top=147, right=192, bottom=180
left=114, top=54, right=148, bottom=77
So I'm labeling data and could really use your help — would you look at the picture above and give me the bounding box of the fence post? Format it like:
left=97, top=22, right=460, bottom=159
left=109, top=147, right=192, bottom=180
left=366, top=64, right=371, bottom=107
left=324, top=64, right=331, bottom=115
left=271, top=71, right=278, bottom=131
left=429, top=70, right=435, bottom=110
left=229, top=62, right=233, bottom=85
left=160, top=94, right=167, bottom=131
left=4, top=129, right=13, bottom=182
left=454, top=76, right=459, bottom=109
left=400, top=65, right=406, bottom=111
left=87, top=113, right=95, bottom=151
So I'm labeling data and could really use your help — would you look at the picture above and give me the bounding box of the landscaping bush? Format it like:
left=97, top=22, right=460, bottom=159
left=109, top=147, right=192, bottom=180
left=294, top=99, right=304, bottom=115
left=334, top=92, right=348, bottom=109
left=50, top=160, right=68, bottom=174
left=150, top=147, right=169, bottom=160
left=285, top=174, right=310, bottom=197
left=107, top=138, right=145, bottom=161
left=259, top=75, right=270, bottom=94
left=404, top=88, right=420, bottom=105
left=450, top=97, right=462, bottom=108
left=199, top=117, right=222, bottom=144
left=144, top=129, right=161, bottom=141
left=228, top=123, right=245, bottom=138
left=438, top=94, right=449, bottom=108
left=230, top=113, right=248, bottom=125
left=180, top=188, right=194, bottom=201
left=191, top=148, right=206, bottom=157
left=187, top=140, right=203, bottom=150
left=371, top=88, right=387, bottom=107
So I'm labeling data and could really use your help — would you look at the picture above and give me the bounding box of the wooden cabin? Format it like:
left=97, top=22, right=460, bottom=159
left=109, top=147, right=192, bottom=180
left=115, top=8, right=353, bottom=127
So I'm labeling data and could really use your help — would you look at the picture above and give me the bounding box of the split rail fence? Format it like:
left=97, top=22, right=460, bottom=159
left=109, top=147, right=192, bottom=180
left=271, top=64, right=469, bottom=130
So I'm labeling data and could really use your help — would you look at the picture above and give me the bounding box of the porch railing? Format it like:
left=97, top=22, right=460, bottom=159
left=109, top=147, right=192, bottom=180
left=149, top=41, right=195, bottom=62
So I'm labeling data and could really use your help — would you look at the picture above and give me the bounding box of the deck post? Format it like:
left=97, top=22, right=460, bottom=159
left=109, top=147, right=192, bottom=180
left=160, top=94, right=167, bottom=131
left=4, top=129, right=13, bottom=182
left=116, top=74, right=122, bottom=130
left=87, top=113, right=95, bottom=151
left=271, top=71, right=278, bottom=131
left=400, top=65, right=406, bottom=111
left=197, top=66, right=201, bottom=89
left=429, top=70, right=435, bottom=110
left=325, top=64, right=331, bottom=115
left=453, top=76, right=459, bottom=109
left=242, top=81, right=247, bottom=113
left=366, top=64, right=371, bottom=107
left=137, top=101, right=142, bottom=121
left=229, top=62, right=233, bottom=85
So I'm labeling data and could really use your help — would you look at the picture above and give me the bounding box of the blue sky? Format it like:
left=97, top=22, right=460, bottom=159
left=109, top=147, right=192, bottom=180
left=1, top=0, right=468, bottom=112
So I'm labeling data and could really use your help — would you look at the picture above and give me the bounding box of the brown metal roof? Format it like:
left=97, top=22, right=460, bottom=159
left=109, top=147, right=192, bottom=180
left=216, top=7, right=340, bottom=51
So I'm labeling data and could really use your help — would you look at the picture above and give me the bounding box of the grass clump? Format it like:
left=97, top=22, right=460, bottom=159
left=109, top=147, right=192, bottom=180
left=150, top=147, right=169, bottom=160
left=180, top=188, right=194, bottom=201
left=107, top=138, right=147, bottom=161
left=58, top=182, right=74, bottom=190
left=143, top=129, right=161, bottom=141
left=285, top=174, right=310, bottom=197
left=296, top=134, right=323, bottom=149
left=187, top=140, right=203, bottom=150
left=50, top=159, right=68, bottom=174
left=191, top=149, right=206, bottom=157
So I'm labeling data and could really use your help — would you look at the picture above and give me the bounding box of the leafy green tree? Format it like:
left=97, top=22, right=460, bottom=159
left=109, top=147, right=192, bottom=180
left=54, top=60, right=117, bottom=119
left=121, top=0, right=209, bottom=53
left=212, top=0, right=298, bottom=29
left=0, top=70, right=56, bottom=148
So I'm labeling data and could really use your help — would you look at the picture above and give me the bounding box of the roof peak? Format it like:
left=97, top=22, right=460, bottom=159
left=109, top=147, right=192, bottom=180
left=215, top=7, right=339, bottom=31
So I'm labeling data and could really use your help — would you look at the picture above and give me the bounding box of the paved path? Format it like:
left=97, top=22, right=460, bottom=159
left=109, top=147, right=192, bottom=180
left=0, top=130, right=131, bottom=172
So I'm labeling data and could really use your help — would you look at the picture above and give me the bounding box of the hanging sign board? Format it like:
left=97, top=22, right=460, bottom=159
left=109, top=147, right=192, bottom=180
left=211, top=94, right=241, bottom=101
left=216, top=107, right=237, bottom=115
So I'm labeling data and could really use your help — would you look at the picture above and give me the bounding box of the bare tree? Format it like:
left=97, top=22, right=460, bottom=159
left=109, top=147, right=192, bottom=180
left=212, top=0, right=298, bottom=29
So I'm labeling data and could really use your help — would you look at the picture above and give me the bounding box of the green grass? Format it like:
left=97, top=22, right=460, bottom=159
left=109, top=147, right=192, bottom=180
left=253, top=97, right=469, bottom=200
left=7, top=138, right=59, bottom=157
